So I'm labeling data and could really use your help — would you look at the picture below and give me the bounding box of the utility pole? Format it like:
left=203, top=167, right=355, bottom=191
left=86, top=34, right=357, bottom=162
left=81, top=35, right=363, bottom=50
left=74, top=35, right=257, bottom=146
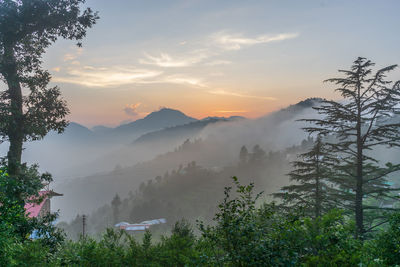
left=82, top=214, right=86, bottom=238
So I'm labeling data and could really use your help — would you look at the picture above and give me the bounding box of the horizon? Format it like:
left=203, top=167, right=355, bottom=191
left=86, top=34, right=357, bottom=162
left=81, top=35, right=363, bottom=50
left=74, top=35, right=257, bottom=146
left=72, top=97, right=320, bottom=129
left=38, top=0, right=400, bottom=127
left=72, top=100, right=295, bottom=129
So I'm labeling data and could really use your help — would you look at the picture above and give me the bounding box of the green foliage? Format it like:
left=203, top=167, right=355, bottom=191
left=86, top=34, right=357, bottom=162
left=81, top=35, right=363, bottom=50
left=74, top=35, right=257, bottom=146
left=0, top=223, right=19, bottom=266
left=297, top=210, right=363, bottom=266
left=302, top=57, right=400, bottom=236
left=365, top=213, right=400, bottom=266
left=156, top=220, right=198, bottom=267
left=50, top=226, right=199, bottom=267
left=0, top=167, right=64, bottom=266
left=6, top=175, right=400, bottom=266
left=199, top=176, right=272, bottom=266
left=198, top=177, right=372, bottom=266
left=274, top=137, right=339, bottom=218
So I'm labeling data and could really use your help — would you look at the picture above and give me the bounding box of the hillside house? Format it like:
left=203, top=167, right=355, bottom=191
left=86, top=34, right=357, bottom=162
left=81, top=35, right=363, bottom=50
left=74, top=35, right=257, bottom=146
left=24, top=190, right=63, bottom=218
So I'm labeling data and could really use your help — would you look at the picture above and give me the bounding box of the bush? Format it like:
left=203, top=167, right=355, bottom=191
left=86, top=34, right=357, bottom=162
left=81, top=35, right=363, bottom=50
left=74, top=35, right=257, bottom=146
left=5, top=175, right=400, bottom=266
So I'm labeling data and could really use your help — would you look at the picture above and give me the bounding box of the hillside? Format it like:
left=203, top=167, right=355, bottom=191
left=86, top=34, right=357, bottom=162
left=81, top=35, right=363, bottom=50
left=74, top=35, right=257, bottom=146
left=53, top=99, right=323, bottom=220
left=133, top=116, right=244, bottom=145
left=18, top=108, right=199, bottom=178
left=59, top=138, right=315, bottom=238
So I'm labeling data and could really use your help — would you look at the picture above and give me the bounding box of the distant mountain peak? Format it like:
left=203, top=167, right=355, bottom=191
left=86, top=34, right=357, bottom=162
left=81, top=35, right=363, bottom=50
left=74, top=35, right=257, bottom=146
left=201, top=116, right=246, bottom=121
left=280, top=97, right=324, bottom=113
left=115, top=107, right=197, bottom=134
left=144, top=108, right=192, bottom=119
left=295, top=97, right=324, bottom=108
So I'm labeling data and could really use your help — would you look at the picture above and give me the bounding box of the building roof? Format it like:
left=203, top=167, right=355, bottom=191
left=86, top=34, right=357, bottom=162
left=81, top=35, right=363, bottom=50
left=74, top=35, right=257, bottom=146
left=24, top=190, right=63, bottom=218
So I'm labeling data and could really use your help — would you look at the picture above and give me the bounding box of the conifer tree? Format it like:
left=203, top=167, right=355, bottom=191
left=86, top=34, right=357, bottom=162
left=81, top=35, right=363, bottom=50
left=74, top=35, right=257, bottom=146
left=303, top=57, right=400, bottom=237
left=274, top=137, right=337, bottom=218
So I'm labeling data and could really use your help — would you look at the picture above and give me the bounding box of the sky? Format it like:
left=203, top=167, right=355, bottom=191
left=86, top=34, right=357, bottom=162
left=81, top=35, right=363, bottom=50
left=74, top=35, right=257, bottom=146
left=40, top=0, right=400, bottom=127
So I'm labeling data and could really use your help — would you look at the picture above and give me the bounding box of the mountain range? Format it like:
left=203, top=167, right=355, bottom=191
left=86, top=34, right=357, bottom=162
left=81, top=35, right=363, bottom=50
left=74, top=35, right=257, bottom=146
left=47, top=98, right=324, bottom=220
left=15, top=108, right=246, bottom=178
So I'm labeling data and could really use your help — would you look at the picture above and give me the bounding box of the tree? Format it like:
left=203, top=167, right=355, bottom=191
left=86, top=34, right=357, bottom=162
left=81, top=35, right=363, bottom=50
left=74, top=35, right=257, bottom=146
left=239, top=145, right=249, bottom=164
left=0, top=0, right=98, bottom=176
left=303, top=57, right=400, bottom=237
left=274, top=137, right=338, bottom=218
left=111, top=193, right=122, bottom=223
left=0, top=165, right=64, bottom=245
left=249, top=144, right=266, bottom=163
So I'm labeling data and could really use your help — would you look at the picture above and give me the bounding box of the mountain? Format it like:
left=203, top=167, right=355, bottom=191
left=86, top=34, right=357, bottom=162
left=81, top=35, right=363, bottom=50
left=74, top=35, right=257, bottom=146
left=52, top=98, right=323, bottom=220
left=258, top=97, right=323, bottom=124
left=58, top=117, right=243, bottom=178
left=91, top=125, right=112, bottom=133
left=20, top=108, right=199, bottom=178
left=44, top=122, right=93, bottom=142
left=48, top=108, right=197, bottom=144
left=133, top=116, right=245, bottom=145
left=114, top=108, right=197, bottom=136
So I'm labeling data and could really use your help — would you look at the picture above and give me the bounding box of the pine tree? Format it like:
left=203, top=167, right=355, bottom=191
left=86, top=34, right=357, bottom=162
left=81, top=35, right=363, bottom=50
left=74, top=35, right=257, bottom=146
left=274, top=137, right=337, bottom=218
left=303, top=57, right=400, bottom=237
left=250, top=144, right=266, bottom=163
left=0, top=0, right=98, bottom=176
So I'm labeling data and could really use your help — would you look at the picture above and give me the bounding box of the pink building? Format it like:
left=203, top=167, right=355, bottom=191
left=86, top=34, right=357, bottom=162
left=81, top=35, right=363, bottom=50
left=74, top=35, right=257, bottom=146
left=24, top=190, right=63, bottom=218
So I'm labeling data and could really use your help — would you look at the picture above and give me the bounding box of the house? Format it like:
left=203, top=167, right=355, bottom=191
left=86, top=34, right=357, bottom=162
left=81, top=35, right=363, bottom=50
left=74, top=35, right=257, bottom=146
left=24, top=190, right=63, bottom=218
left=115, top=218, right=167, bottom=231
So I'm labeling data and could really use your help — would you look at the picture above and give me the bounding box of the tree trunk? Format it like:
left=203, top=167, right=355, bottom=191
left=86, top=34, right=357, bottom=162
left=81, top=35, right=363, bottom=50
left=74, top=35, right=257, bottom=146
left=355, top=99, right=364, bottom=238
left=355, top=147, right=364, bottom=237
left=4, top=43, right=24, bottom=176
left=315, top=153, right=321, bottom=218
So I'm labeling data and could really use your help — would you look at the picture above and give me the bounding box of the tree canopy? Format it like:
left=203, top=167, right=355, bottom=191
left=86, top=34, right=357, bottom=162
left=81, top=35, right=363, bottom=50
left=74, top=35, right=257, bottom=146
left=303, top=57, right=400, bottom=237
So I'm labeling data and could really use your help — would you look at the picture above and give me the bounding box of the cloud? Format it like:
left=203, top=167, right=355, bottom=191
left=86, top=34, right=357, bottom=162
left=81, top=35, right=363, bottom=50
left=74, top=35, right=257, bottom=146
left=124, top=103, right=142, bottom=117
left=53, top=65, right=163, bottom=87
left=52, top=67, right=61, bottom=72
left=53, top=65, right=206, bottom=88
left=55, top=31, right=298, bottom=88
left=63, top=47, right=83, bottom=61
left=163, top=75, right=206, bottom=87
left=139, top=31, right=297, bottom=70
left=212, top=32, right=299, bottom=50
left=208, top=89, right=277, bottom=100
left=204, top=60, right=232, bottom=66
left=139, top=52, right=208, bottom=67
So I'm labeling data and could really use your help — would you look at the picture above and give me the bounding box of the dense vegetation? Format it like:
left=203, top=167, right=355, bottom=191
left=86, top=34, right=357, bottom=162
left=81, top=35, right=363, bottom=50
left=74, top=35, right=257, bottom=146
left=59, top=139, right=312, bottom=239
left=3, top=171, right=400, bottom=266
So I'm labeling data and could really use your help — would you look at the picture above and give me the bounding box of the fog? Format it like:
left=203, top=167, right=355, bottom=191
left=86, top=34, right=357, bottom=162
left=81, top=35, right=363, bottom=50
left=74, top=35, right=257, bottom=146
left=5, top=96, right=399, bottom=238
left=50, top=100, right=321, bottom=221
left=0, top=99, right=325, bottom=225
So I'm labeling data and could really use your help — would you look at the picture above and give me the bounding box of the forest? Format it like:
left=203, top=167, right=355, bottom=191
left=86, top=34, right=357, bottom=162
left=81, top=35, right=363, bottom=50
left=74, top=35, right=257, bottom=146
left=2, top=0, right=400, bottom=266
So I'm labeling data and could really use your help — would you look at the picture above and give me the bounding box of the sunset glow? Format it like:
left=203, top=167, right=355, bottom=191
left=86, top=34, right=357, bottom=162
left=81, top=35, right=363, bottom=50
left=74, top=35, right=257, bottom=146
left=40, top=0, right=400, bottom=127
